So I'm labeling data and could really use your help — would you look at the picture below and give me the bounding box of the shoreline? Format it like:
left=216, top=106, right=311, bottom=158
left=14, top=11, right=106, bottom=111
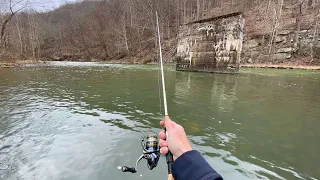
left=1, top=60, right=320, bottom=71
left=241, top=64, right=320, bottom=70
left=0, top=63, right=15, bottom=68
left=0, top=60, right=45, bottom=68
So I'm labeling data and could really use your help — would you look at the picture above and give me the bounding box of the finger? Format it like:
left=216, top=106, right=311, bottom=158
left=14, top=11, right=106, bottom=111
left=171, top=120, right=178, bottom=129
left=172, top=120, right=177, bottom=126
left=160, top=121, right=164, bottom=126
left=164, top=116, right=170, bottom=122
left=165, top=118, right=174, bottom=131
left=158, top=130, right=166, bottom=140
left=160, top=147, right=169, bottom=155
left=176, top=124, right=184, bottom=132
left=159, top=139, right=168, bottom=147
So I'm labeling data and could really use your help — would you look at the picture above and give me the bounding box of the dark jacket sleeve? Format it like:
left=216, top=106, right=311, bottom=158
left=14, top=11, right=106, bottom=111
left=172, top=150, right=223, bottom=180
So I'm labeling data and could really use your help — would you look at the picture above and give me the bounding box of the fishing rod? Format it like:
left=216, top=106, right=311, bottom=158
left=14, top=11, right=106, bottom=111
left=156, top=10, right=175, bottom=180
left=118, top=11, right=174, bottom=180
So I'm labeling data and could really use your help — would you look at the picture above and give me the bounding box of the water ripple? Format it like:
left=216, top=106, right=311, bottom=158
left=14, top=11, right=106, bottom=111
left=0, top=64, right=319, bottom=180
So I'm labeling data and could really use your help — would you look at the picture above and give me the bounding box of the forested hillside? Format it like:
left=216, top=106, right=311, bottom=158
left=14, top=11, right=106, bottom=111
left=0, top=0, right=320, bottom=65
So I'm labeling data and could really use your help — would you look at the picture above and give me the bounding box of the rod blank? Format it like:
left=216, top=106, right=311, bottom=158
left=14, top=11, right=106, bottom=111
left=156, top=11, right=168, bottom=117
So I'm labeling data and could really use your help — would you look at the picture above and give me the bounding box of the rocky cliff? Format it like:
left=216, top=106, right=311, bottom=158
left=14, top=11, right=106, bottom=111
left=176, top=13, right=244, bottom=73
left=240, top=1, right=320, bottom=66
left=243, top=29, right=320, bottom=65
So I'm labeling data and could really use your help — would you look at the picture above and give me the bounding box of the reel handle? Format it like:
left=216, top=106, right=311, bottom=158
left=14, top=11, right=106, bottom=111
left=121, top=166, right=137, bottom=173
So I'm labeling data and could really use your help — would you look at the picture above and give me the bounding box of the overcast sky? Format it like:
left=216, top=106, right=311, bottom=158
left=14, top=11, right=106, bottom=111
left=0, top=0, right=80, bottom=12
left=0, top=0, right=81, bottom=13
left=37, top=0, right=79, bottom=11
left=47, top=0, right=79, bottom=8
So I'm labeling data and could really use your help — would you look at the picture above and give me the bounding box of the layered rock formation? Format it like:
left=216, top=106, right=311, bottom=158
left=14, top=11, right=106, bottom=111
left=176, top=13, right=245, bottom=73
left=243, top=29, right=320, bottom=65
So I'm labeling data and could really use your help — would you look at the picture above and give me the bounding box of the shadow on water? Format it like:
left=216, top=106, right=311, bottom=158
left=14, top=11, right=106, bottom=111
left=0, top=62, right=319, bottom=180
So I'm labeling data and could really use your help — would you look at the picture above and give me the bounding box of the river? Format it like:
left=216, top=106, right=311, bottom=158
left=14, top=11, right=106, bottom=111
left=0, top=62, right=319, bottom=180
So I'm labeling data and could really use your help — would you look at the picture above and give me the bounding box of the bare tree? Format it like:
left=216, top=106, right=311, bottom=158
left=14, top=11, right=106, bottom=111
left=15, top=14, right=23, bottom=54
left=0, top=0, right=28, bottom=48
left=309, top=9, right=319, bottom=65
left=268, top=0, right=284, bottom=63
left=294, top=1, right=304, bottom=49
left=0, top=0, right=319, bottom=65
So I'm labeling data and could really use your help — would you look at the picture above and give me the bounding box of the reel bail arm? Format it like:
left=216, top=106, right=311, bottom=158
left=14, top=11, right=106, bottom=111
left=119, top=135, right=161, bottom=174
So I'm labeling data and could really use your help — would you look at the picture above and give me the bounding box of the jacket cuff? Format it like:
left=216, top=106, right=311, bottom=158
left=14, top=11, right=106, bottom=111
left=172, top=150, right=222, bottom=180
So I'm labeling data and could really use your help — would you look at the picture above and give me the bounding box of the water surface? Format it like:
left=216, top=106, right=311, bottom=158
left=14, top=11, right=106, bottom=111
left=0, top=62, right=319, bottom=180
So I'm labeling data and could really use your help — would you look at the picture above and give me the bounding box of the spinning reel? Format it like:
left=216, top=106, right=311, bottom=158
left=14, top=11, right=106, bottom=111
left=119, top=135, right=161, bottom=173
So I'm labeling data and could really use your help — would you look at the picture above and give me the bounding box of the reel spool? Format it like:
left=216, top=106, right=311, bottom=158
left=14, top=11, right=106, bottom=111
left=119, top=134, right=161, bottom=173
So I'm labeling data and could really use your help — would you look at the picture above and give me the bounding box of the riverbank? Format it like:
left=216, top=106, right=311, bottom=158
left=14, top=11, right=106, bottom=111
left=0, top=62, right=15, bottom=68
left=241, top=64, right=320, bottom=70
left=2, top=60, right=320, bottom=71
left=108, top=59, right=320, bottom=70
left=0, top=60, right=45, bottom=68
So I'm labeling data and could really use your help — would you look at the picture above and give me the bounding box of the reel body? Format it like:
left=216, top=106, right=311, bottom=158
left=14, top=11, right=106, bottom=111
left=120, top=134, right=161, bottom=173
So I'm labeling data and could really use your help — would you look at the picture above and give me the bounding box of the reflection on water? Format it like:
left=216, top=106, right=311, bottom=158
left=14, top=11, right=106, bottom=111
left=0, top=62, right=320, bottom=180
left=210, top=75, right=238, bottom=113
left=172, top=67, right=320, bottom=180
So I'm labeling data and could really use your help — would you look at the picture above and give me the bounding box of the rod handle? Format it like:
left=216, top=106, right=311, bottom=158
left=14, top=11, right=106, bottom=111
left=166, top=152, right=174, bottom=176
left=164, top=116, right=174, bottom=180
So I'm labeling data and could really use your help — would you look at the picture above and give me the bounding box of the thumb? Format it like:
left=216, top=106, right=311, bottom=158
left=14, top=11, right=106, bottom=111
left=165, top=118, right=175, bottom=131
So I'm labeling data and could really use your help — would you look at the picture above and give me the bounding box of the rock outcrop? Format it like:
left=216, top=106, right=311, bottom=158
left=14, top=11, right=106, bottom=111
left=176, top=12, right=244, bottom=73
left=242, top=30, right=320, bottom=65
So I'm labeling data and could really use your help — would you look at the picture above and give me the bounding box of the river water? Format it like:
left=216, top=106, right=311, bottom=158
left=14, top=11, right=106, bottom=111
left=0, top=62, right=319, bottom=180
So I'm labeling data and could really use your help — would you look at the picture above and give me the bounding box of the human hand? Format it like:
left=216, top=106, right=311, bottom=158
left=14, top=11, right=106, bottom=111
left=158, top=117, right=192, bottom=160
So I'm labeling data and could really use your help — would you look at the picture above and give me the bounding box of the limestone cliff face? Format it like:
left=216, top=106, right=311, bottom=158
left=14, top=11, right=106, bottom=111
left=242, top=30, right=320, bottom=65
left=176, top=13, right=245, bottom=73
